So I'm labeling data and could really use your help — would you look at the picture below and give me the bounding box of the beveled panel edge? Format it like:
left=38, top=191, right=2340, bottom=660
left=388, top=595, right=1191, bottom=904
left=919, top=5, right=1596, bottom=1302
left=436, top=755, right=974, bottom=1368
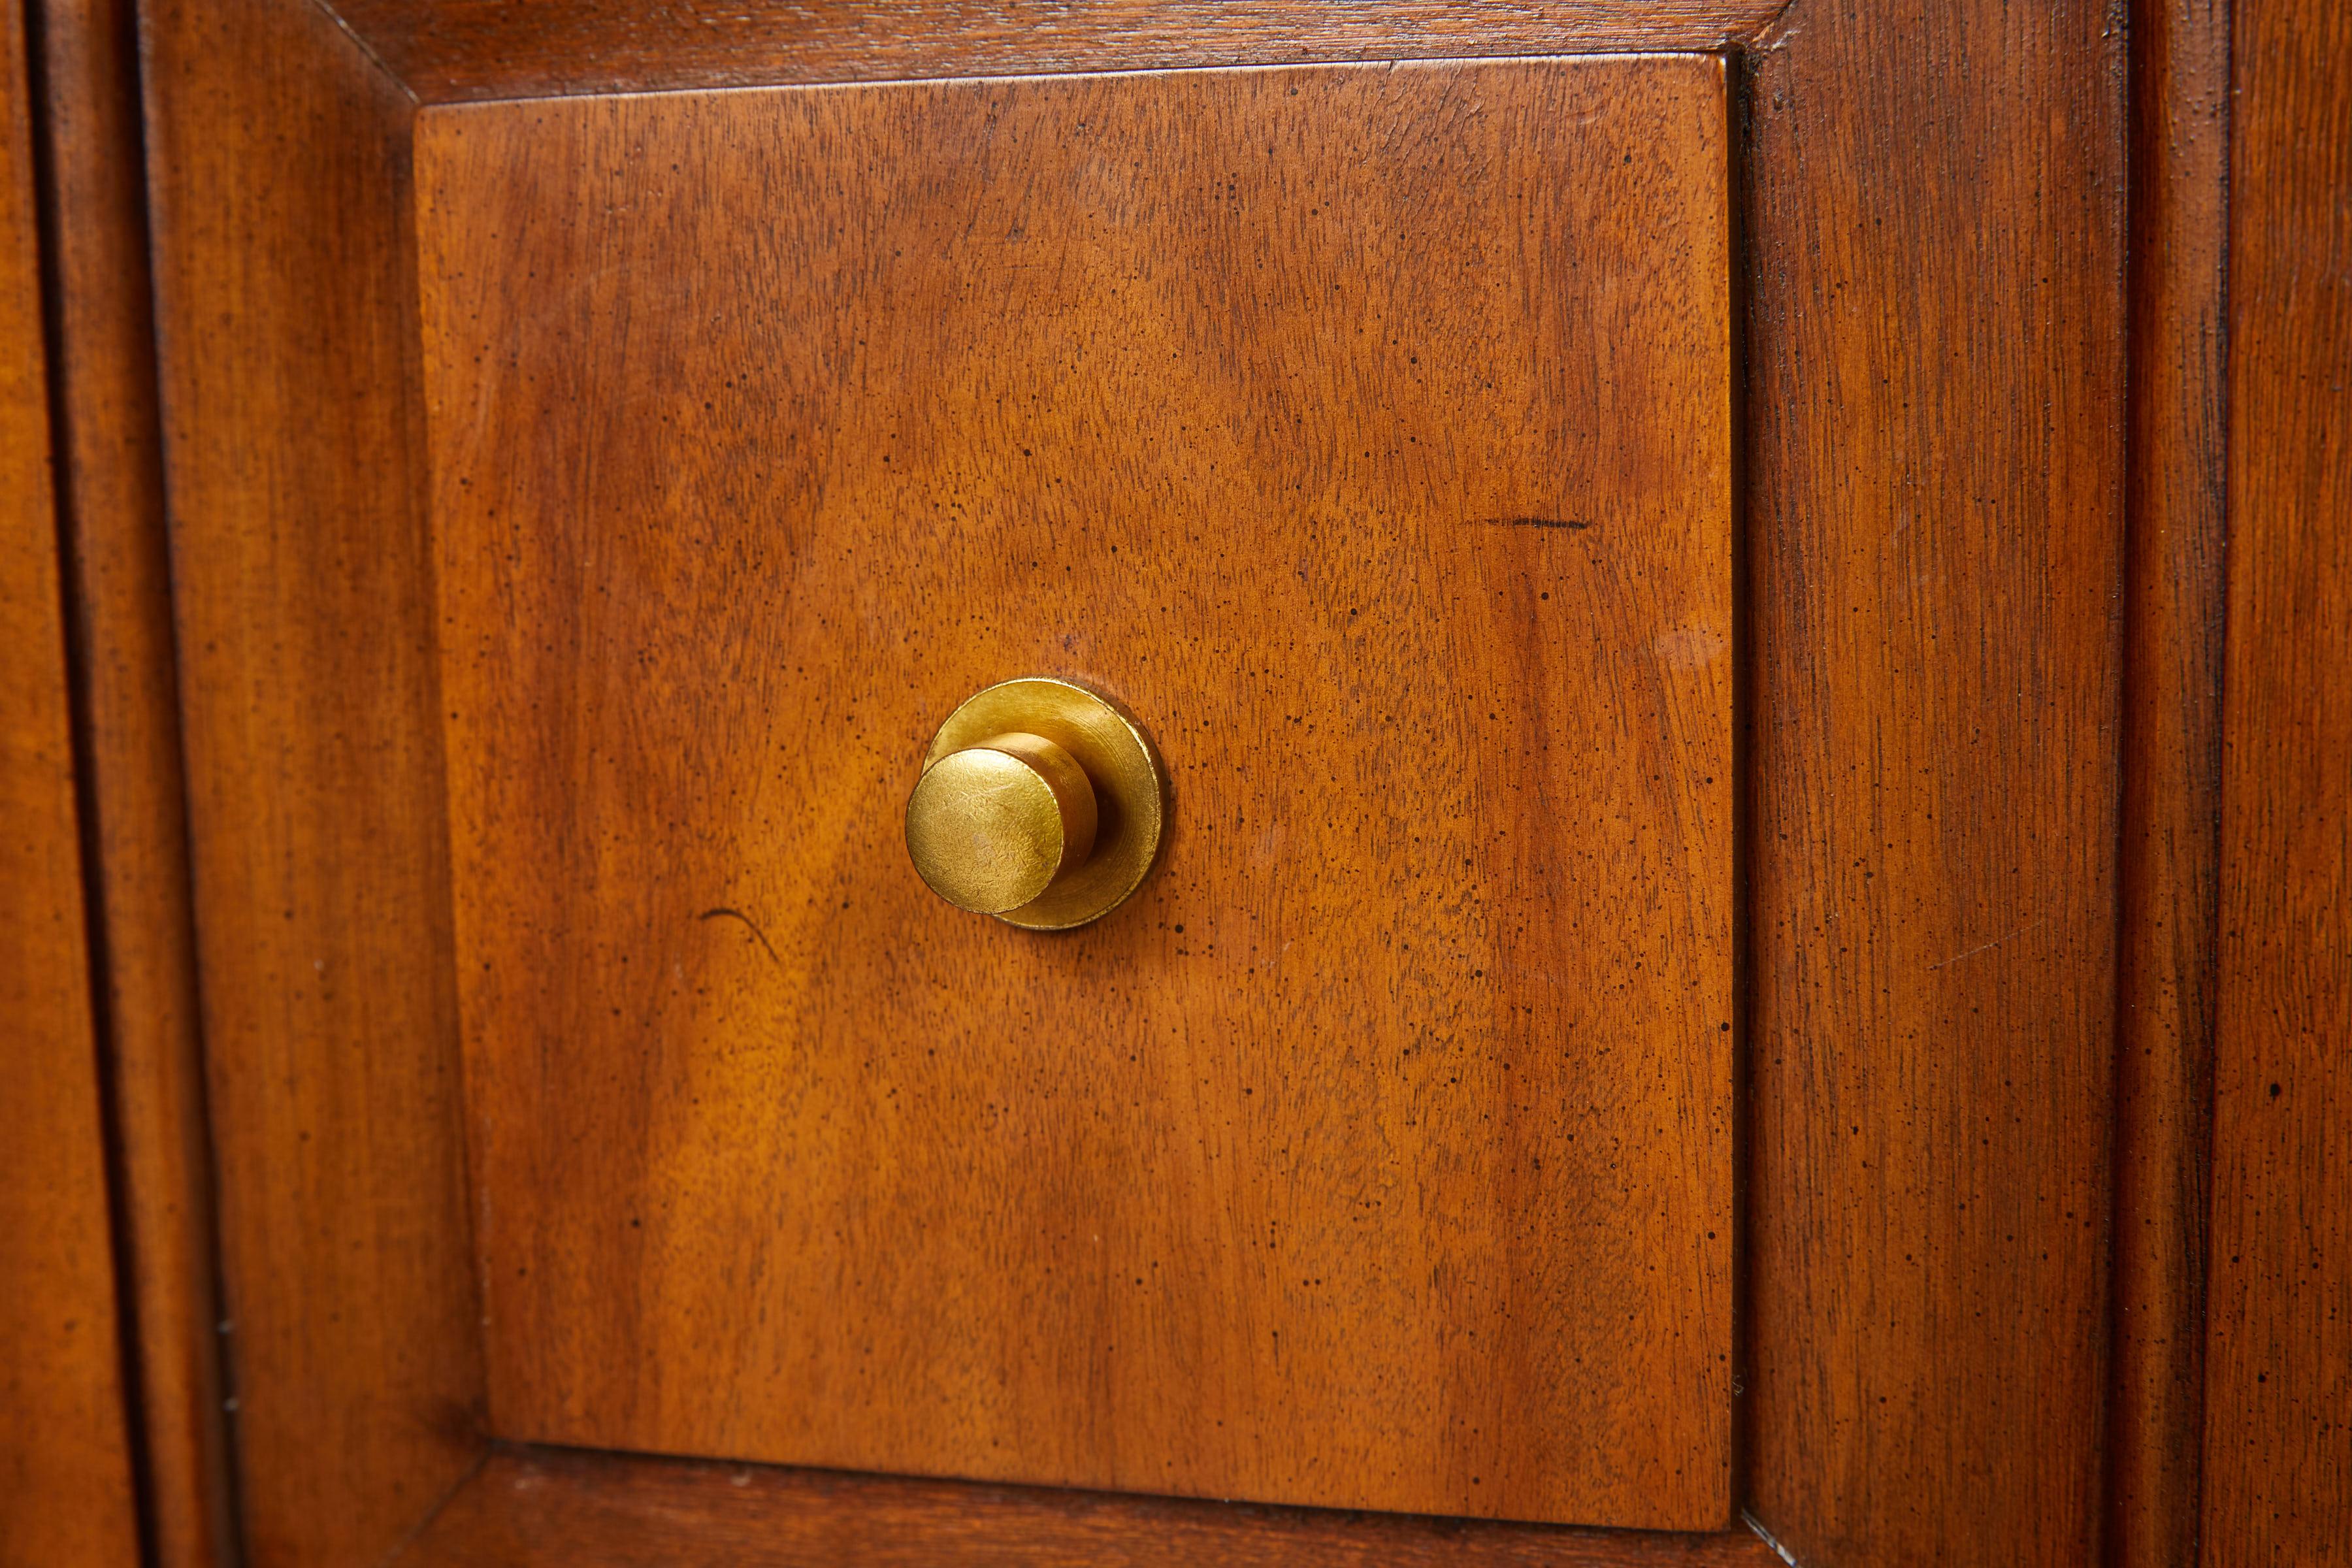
left=314, top=0, right=1790, bottom=105
left=393, top=1445, right=1786, bottom=1567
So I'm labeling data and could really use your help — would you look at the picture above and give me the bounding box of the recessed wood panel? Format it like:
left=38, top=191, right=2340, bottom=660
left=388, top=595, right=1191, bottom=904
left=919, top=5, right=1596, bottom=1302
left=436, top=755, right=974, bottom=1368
left=420, top=57, right=1731, bottom=1529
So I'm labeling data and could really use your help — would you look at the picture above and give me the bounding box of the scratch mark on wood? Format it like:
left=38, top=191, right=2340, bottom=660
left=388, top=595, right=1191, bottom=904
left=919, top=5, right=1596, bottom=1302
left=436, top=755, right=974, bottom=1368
left=698, top=906, right=784, bottom=970
left=1925, top=919, right=2046, bottom=973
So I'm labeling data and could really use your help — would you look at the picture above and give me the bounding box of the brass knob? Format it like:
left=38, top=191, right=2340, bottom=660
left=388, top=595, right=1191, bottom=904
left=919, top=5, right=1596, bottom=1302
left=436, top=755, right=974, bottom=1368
left=904, top=677, right=1168, bottom=930
left=904, top=732, right=1097, bottom=915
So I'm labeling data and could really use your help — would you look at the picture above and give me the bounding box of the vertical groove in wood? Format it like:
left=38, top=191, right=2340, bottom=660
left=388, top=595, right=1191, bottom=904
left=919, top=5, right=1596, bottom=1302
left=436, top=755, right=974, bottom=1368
left=31, top=0, right=237, bottom=1561
left=2108, top=2, right=2230, bottom=1564
left=1723, top=49, right=1757, bottom=1530
left=2201, top=0, right=2352, bottom=1558
left=1740, top=0, right=2129, bottom=1561
left=0, top=0, right=143, bottom=1556
left=141, top=0, right=485, bottom=1561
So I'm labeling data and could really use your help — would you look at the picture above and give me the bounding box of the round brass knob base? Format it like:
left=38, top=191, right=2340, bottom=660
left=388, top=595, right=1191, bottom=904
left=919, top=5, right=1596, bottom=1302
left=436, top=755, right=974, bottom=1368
left=905, top=678, right=1168, bottom=930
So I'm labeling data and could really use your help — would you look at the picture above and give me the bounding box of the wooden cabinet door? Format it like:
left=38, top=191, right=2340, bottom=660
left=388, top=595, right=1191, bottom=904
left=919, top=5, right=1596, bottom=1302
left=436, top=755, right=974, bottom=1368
left=131, top=1, right=2176, bottom=1565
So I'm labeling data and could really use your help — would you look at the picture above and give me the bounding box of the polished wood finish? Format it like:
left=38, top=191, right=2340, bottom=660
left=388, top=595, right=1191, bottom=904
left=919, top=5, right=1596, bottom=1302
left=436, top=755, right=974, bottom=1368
left=30, top=0, right=234, bottom=1560
left=2110, top=1, right=2231, bottom=1562
left=421, top=57, right=1733, bottom=1530
left=325, top=0, right=1784, bottom=103
left=1740, top=2, right=2127, bottom=1564
left=0, top=0, right=141, bottom=1557
left=140, top=0, right=485, bottom=1563
left=2201, top=0, right=2352, bottom=1558
left=135, top=0, right=2164, bottom=1559
left=395, top=1447, right=1782, bottom=1568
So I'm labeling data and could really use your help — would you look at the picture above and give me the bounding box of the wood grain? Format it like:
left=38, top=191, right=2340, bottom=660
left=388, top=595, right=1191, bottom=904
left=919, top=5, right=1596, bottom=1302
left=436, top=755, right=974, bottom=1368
left=2110, top=1, right=2231, bottom=1563
left=140, top=0, right=485, bottom=1562
left=2201, top=0, right=2352, bottom=1558
left=29, top=0, right=234, bottom=1560
left=1740, top=1, right=2128, bottom=1563
left=322, top=0, right=1785, bottom=103
left=420, top=58, right=1733, bottom=1530
left=395, top=1447, right=1782, bottom=1568
left=0, top=0, right=141, bottom=1557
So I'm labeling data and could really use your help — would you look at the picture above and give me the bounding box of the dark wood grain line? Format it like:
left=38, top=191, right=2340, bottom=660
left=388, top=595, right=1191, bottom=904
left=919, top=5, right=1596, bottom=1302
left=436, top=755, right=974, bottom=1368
left=28, top=0, right=238, bottom=1561
left=141, top=0, right=487, bottom=1562
left=1740, top=0, right=2129, bottom=1563
left=395, top=1446, right=1785, bottom=1567
left=2200, top=0, right=2352, bottom=1559
left=2108, top=2, right=2230, bottom=1564
left=317, top=0, right=1789, bottom=104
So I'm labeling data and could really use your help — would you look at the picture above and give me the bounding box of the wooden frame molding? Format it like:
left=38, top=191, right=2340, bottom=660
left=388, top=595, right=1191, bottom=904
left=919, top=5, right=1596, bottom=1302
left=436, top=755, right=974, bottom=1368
left=2, top=0, right=142, bottom=1558
left=27, top=0, right=237, bottom=1562
left=142, top=2, right=482, bottom=1563
left=137, top=1, right=2129, bottom=1563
